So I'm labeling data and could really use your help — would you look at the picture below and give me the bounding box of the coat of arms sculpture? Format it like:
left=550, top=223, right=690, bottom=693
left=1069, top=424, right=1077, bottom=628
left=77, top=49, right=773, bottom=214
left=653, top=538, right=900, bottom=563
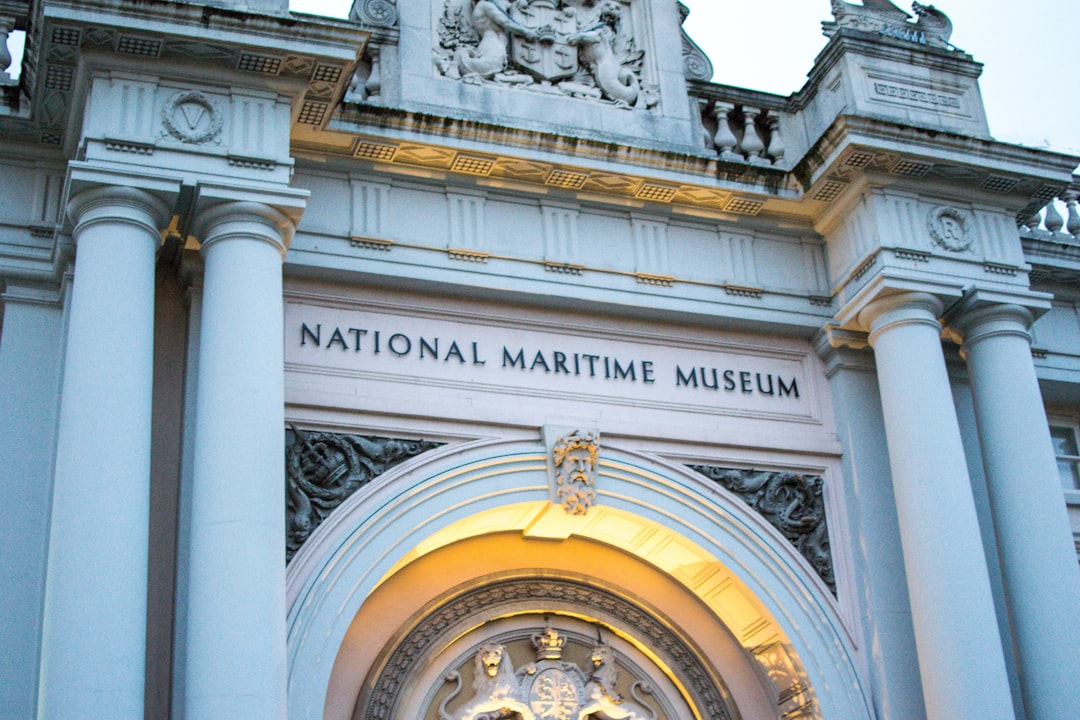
left=436, top=0, right=658, bottom=109
left=439, top=624, right=657, bottom=720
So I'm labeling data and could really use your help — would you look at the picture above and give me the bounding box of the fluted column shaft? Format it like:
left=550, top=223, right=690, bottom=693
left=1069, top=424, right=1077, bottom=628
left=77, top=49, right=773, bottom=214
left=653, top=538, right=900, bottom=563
left=862, top=292, right=1014, bottom=720
left=954, top=303, right=1080, bottom=720
left=39, top=186, right=170, bottom=719
left=184, top=201, right=294, bottom=719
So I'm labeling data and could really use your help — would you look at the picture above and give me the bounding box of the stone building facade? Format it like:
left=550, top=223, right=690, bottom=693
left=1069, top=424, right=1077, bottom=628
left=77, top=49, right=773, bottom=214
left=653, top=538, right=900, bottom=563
left=1, top=1, right=1078, bottom=719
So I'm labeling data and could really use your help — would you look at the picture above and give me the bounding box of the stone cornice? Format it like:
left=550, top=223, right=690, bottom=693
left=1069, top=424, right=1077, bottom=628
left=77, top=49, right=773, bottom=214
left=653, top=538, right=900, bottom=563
left=6, top=0, right=367, bottom=150
left=802, top=116, right=1079, bottom=231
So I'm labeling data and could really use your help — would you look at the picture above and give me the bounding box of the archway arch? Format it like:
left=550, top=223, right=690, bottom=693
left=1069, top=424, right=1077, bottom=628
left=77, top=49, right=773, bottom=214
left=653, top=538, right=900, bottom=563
left=285, top=438, right=871, bottom=720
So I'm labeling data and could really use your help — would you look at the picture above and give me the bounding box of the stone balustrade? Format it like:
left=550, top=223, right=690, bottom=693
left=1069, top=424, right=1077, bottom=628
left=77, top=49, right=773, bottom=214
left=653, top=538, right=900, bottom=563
left=708, top=100, right=787, bottom=166
left=0, top=1, right=27, bottom=104
left=1021, top=190, right=1080, bottom=242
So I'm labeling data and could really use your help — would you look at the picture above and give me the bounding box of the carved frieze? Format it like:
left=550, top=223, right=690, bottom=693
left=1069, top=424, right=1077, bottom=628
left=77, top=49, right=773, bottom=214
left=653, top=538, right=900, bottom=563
left=434, top=0, right=658, bottom=109
left=285, top=426, right=441, bottom=561
left=689, top=465, right=835, bottom=593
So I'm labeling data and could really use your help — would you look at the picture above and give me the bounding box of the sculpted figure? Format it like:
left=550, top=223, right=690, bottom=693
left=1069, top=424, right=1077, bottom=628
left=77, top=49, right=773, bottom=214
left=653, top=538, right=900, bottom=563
left=577, top=643, right=655, bottom=720
left=911, top=2, right=953, bottom=48
left=552, top=429, right=599, bottom=515
left=443, top=0, right=538, bottom=82
left=567, top=1, right=639, bottom=106
left=441, top=643, right=537, bottom=720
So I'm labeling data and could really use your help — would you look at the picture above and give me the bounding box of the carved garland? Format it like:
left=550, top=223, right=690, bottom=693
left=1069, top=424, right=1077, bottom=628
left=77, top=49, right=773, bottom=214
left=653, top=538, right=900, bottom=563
left=688, top=465, right=835, bottom=594
left=363, top=578, right=735, bottom=720
left=285, top=427, right=442, bottom=561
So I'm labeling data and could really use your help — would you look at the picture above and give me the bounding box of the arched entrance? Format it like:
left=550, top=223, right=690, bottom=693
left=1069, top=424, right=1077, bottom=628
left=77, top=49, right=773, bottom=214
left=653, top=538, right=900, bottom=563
left=285, top=438, right=871, bottom=720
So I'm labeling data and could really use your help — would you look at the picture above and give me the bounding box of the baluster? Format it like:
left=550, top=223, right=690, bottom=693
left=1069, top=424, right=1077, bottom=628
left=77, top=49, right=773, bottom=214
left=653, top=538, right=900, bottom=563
left=364, top=46, right=382, bottom=100
left=1044, top=200, right=1065, bottom=233
left=697, top=99, right=714, bottom=150
left=764, top=114, right=785, bottom=164
left=711, top=101, right=738, bottom=159
left=1064, top=192, right=1080, bottom=238
left=740, top=108, right=767, bottom=164
left=0, top=16, right=14, bottom=78
left=1025, top=209, right=1043, bottom=232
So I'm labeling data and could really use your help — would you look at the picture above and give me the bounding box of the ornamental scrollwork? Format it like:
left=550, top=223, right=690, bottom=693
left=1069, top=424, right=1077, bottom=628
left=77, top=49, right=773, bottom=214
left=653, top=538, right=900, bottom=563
left=435, top=0, right=658, bottom=109
left=285, top=426, right=442, bottom=561
left=689, top=465, right=835, bottom=594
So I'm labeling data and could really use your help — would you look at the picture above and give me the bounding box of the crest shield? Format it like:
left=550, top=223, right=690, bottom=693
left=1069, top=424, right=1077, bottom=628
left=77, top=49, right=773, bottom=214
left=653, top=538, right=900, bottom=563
left=509, top=0, right=579, bottom=82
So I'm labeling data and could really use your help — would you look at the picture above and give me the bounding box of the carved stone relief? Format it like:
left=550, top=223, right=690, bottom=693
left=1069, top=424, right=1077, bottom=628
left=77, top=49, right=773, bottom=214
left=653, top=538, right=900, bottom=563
left=548, top=428, right=600, bottom=515
left=928, top=206, right=973, bottom=252
left=823, top=1, right=959, bottom=52
left=161, top=90, right=223, bottom=145
left=350, top=0, right=400, bottom=28
left=434, top=0, right=658, bottom=109
left=363, top=578, right=736, bottom=720
left=677, top=2, right=712, bottom=82
left=285, top=426, right=442, bottom=561
left=688, top=465, right=835, bottom=593
left=439, top=624, right=657, bottom=720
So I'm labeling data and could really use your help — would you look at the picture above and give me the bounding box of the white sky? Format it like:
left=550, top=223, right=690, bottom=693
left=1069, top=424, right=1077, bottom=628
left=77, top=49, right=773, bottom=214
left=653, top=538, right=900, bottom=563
left=5, top=1, right=1074, bottom=161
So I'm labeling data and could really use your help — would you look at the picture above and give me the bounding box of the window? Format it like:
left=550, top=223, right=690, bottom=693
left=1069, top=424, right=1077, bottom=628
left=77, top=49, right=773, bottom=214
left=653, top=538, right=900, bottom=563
left=1049, top=424, right=1080, bottom=492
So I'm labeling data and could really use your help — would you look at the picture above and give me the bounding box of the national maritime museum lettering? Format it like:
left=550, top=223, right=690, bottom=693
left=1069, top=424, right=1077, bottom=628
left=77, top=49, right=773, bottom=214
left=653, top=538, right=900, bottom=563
left=1, top=1, right=1079, bottom=720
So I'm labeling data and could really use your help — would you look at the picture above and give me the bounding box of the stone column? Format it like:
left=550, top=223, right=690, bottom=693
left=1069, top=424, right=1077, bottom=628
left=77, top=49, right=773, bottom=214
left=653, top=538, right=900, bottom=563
left=38, top=186, right=171, bottom=719
left=860, top=291, right=1014, bottom=720
left=951, top=298, right=1080, bottom=720
left=0, top=280, right=68, bottom=719
left=184, top=199, right=297, bottom=719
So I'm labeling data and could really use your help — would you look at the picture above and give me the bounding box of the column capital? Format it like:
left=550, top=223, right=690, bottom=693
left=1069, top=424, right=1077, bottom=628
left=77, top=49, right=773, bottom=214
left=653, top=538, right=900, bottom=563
left=67, top=185, right=173, bottom=241
left=943, top=288, right=1053, bottom=351
left=834, top=270, right=964, bottom=334
left=859, top=291, right=944, bottom=346
left=191, top=182, right=309, bottom=258
left=192, top=201, right=296, bottom=258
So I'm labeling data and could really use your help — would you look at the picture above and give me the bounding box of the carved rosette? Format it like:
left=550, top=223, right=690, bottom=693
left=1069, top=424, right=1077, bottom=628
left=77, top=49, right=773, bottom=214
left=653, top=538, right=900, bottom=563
left=434, top=0, right=658, bottom=109
left=549, top=428, right=600, bottom=516
left=285, top=427, right=441, bottom=561
left=689, top=465, right=835, bottom=593
left=350, top=0, right=399, bottom=28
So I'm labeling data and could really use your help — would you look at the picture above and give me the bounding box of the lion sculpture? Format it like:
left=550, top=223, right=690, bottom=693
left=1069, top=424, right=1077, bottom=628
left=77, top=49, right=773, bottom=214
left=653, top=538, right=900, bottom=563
left=440, top=642, right=537, bottom=720
left=577, top=643, right=656, bottom=720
